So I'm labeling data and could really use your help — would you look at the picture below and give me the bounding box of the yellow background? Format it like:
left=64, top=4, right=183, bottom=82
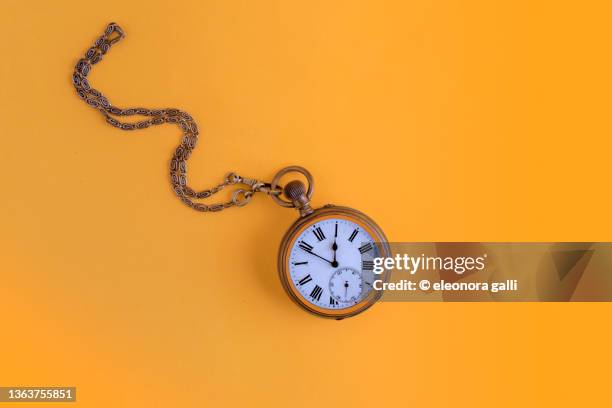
left=1, top=0, right=611, bottom=406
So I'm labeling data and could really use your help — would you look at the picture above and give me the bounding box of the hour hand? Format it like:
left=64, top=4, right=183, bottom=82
left=331, top=222, right=339, bottom=265
left=331, top=239, right=338, bottom=265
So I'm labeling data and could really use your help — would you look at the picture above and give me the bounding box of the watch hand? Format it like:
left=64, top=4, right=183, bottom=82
left=332, top=240, right=338, bottom=263
left=331, top=222, right=339, bottom=266
left=300, top=247, right=335, bottom=265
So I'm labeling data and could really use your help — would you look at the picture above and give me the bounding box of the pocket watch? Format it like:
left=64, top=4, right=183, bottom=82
left=273, top=167, right=390, bottom=319
left=73, top=23, right=390, bottom=319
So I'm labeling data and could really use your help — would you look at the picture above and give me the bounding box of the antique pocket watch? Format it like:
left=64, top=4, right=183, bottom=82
left=73, top=23, right=390, bottom=319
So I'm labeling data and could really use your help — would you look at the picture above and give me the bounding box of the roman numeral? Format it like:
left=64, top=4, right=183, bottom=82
left=359, top=243, right=373, bottom=254
left=298, top=241, right=314, bottom=252
left=348, top=229, right=359, bottom=242
left=329, top=296, right=338, bottom=306
left=334, top=222, right=338, bottom=237
left=313, top=226, right=325, bottom=241
left=362, top=260, right=374, bottom=270
left=298, top=274, right=313, bottom=286
left=292, top=261, right=308, bottom=266
left=309, top=285, right=323, bottom=301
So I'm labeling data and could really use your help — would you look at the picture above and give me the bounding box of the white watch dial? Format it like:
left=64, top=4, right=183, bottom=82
left=288, top=218, right=378, bottom=310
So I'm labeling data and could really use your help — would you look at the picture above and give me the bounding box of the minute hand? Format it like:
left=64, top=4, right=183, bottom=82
left=300, top=247, right=334, bottom=265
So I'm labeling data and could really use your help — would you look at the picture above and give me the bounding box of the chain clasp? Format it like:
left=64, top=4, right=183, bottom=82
left=229, top=175, right=283, bottom=207
left=241, top=177, right=283, bottom=196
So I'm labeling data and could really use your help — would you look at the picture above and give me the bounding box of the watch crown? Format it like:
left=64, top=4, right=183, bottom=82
left=284, top=180, right=306, bottom=201
left=284, top=180, right=313, bottom=217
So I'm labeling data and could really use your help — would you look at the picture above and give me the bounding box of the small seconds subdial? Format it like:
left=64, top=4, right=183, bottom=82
left=329, top=267, right=364, bottom=304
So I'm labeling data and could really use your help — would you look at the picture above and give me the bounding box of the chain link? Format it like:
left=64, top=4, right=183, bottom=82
left=73, top=23, right=281, bottom=212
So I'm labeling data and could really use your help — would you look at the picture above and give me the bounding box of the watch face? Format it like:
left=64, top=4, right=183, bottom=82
left=279, top=207, right=389, bottom=319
